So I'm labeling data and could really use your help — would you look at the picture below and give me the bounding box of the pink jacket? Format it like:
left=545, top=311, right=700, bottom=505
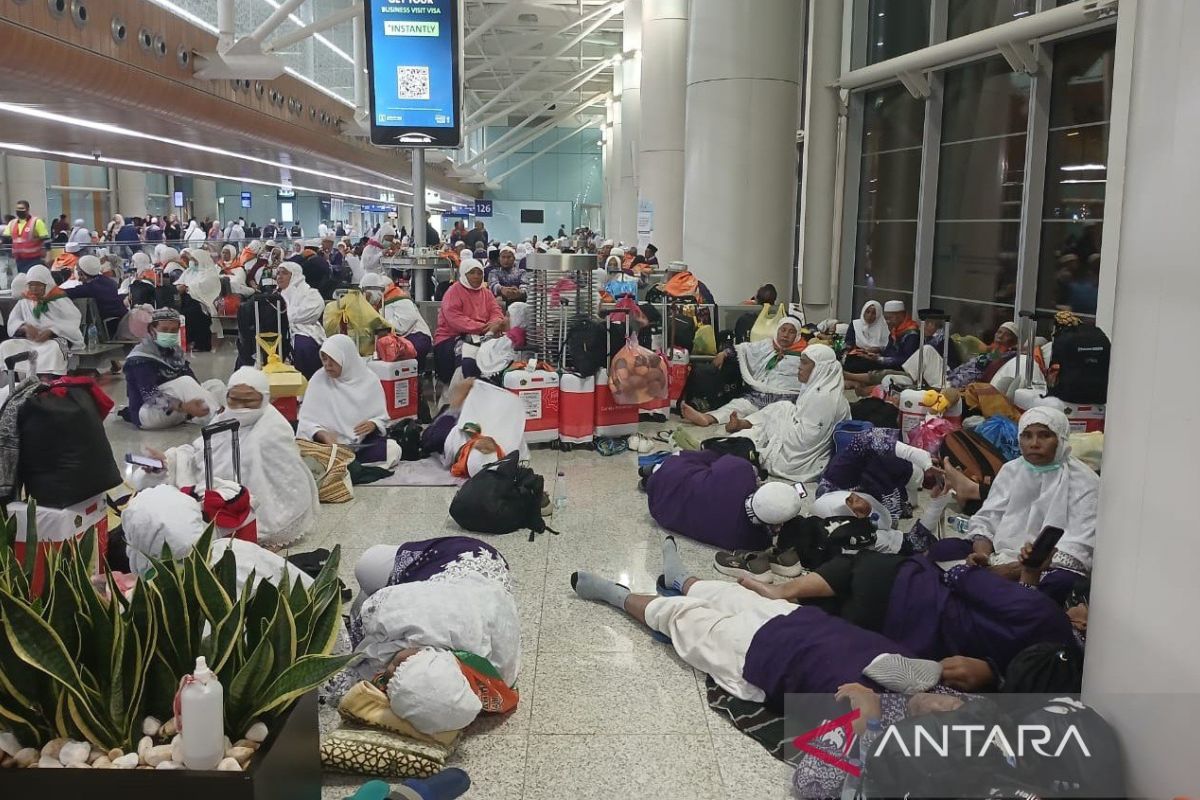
left=434, top=282, right=505, bottom=345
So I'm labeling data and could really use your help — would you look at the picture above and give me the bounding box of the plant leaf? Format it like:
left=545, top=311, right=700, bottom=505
left=0, top=592, right=93, bottom=707
left=226, top=619, right=275, bottom=734
left=248, top=653, right=353, bottom=719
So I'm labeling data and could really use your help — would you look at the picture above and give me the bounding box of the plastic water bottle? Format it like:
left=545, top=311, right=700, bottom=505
left=179, top=656, right=224, bottom=770
left=86, top=322, right=98, bottom=349
left=552, top=469, right=568, bottom=510
left=948, top=514, right=971, bottom=535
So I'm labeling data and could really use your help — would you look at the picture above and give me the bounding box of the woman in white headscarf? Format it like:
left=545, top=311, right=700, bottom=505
left=432, top=258, right=505, bottom=383
left=137, top=367, right=319, bottom=548
left=68, top=218, right=91, bottom=247
left=298, top=334, right=390, bottom=459
left=682, top=314, right=808, bottom=427
left=726, top=343, right=851, bottom=484
left=360, top=222, right=396, bottom=276
left=174, top=248, right=221, bottom=352
left=3, top=264, right=83, bottom=375
left=276, top=260, right=326, bottom=378
left=966, top=406, right=1098, bottom=580
left=360, top=272, right=433, bottom=367
left=184, top=219, right=205, bottom=244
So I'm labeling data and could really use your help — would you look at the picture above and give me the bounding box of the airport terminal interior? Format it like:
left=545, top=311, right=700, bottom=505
left=0, top=0, right=1194, bottom=798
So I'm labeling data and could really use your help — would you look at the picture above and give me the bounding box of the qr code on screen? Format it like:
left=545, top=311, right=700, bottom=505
left=396, top=66, right=431, bottom=100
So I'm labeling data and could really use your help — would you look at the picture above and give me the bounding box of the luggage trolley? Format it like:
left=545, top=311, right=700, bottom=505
left=1011, top=310, right=1107, bottom=433
left=898, top=308, right=963, bottom=441
left=524, top=252, right=601, bottom=448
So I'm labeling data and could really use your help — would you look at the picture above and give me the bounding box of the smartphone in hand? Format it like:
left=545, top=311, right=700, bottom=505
left=1021, top=525, right=1065, bottom=568
left=125, top=453, right=165, bottom=471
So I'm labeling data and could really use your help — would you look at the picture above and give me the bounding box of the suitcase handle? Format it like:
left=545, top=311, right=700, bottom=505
left=201, top=419, right=241, bottom=490
left=5, top=352, right=32, bottom=371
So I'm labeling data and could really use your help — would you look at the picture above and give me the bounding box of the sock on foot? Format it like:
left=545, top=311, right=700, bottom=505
left=571, top=571, right=631, bottom=610
left=862, top=652, right=943, bottom=694
left=662, top=536, right=689, bottom=593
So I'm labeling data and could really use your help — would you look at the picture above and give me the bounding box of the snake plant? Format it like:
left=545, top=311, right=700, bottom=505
left=0, top=508, right=350, bottom=751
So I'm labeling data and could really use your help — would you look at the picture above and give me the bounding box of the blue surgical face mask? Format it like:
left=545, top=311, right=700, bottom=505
left=155, top=332, right=180, bottom=349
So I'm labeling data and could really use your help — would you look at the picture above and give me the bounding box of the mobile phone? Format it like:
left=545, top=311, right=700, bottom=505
left=126, top=453, right=164, bottom=470
left=1022, top=525, right=1065, bottom=568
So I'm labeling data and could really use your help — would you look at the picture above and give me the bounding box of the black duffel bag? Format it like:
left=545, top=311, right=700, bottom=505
left=449, top=453, right=555, bottom=541
left=701, top=436, right=766, bottom=479
left=566, top=317, right=609, bottom=377
left=684, top=357, right=743, bottom=413
left=18, top=382, right=121, bottom=507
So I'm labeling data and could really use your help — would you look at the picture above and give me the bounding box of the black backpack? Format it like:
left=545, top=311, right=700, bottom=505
left=684, top=358, right=743, bottom=413
left=1050, top=324, right=1111, bottom=404
left=850, top=397, right=900, bottom=429
left=449, top=453, right=554, bottom=541
left=290, top=224, right=302, bottom=237
left=386, top=418, right=425, bottom=462
left=17, top=382, right=122, bottom=507
left=701, top=437, right=766, bottom=479
left=565, top=317, right=609, bottom=377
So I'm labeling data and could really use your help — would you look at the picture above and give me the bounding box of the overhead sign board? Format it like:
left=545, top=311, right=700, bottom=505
left=474, top=199, right=492, bottom=217
left=241, top=191, right=253, bottom=209
left=363, top=0, right=464, bottom=148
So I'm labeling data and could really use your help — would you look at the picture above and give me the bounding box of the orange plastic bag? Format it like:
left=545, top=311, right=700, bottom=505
left=610, top=337, right=669, bottom=405
left=375, top=333, right=418, bottom=362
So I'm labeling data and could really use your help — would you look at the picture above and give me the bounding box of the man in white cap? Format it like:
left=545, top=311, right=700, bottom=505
left=851, top=299, right=920, bottom=372
left=65, top=254, right=126, bottom=337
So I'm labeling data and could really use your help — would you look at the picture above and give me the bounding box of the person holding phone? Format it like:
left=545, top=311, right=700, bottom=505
left=964, top=407, right=1099, bottom=596
left=119, top=307, right=225, bottom=429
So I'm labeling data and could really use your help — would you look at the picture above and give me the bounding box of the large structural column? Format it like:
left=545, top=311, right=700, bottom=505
left=681, top=0, right=803, bottom=304
left=616, top=0, right=642, bottom=246
left=192, top=178, right=219, bottom=221
left=608, top=68, right=624, bottom=240
left=1, top=155, right=48, bottom=218
left=638, top=0, right=688, bottom=263
left=115, top=169, right=148, bottom=218
left=1081, top=2, right=1199, bottom=797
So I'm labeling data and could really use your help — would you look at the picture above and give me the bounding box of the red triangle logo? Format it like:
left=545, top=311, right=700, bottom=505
left=792, top=708, right=862, bottom=777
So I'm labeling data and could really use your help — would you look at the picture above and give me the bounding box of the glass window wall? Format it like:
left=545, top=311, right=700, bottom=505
left=854, top=0, right=931, bottom=69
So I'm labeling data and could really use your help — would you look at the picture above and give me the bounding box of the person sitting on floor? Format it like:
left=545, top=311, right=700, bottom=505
left=3, top=264, right=83, bottom=376
left=966, top=406, right=1097, bottom=598
left=946, top=320, right=1046, bottom=390
left=840, top=300, right=890, bottom=372
left=432, top=258, right=505, bottom=384
left=646, top=450, right=805, bottom=552
left=360, top=272, right=433, bottom=368
left=134, top=367, right=319, bottom=549
left=323, top=536, right=520, bottom=736
left=275, top=260, right=326, bottom=379
left=297, top=334, right=390, bottom=462
left=843, top=316, right=959, bottom=393
left=724, top=343, right=850, bottom=484
left=658, top=260, right=716, bottom=304
left=119, top=308, right=225, bottom=429
left=488, top=246, right=528, bottom=305
left=681, top=314, right=808, bottom=428
left=64, top=254, right=126, bottom=338
left=842, top=300, right=919, bottom=378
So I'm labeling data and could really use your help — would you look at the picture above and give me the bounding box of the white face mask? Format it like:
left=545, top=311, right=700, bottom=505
left=466, top=448, right=499, bottom=477
left=223, top=406, right=264, bottom=428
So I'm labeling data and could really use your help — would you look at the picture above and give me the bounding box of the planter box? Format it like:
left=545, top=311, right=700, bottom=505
left=0, top=692, right=321, bottom=800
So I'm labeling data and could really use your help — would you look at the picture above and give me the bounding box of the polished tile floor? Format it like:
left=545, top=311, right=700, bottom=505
left=103, top=348, right=796, bottom=800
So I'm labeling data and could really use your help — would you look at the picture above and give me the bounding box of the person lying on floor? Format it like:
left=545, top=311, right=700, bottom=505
left=646, top=449, right=806, bottom=551
left=325, top=536, right=520, bottom=735
left=680, top=313, right=807, bottom=428
left=118, top=484, right=313, bottom=593
left=119, top=307, right=225, bottom=429
left=723, top=344, right=850, bottom=483
left=297, top=334, right=392, bottom=463
left=817, top=427, right=940, bottom=520
left=132, top=367, right=319, bottom=549
left=965, top=406, right=1098, bottom=600
left=946, top=320, right=1046, bottom=390
left=422, top=378, right=529, bottom=477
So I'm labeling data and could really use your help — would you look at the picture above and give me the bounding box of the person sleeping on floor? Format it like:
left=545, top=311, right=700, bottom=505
left=420, top=377, right=530, bottom=478
left=569, top=538, right=1087, bottom=798
left=321, top=536, right=521, bottom=736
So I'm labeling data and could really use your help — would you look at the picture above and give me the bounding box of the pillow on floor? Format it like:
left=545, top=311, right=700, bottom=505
left=321, top=726, right=448, bottom=779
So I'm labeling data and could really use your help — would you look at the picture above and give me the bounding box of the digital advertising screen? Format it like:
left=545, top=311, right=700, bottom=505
left=363, top=0, right=463, bottom=148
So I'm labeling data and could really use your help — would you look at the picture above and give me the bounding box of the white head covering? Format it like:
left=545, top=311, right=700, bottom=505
left=387, top=648, right=482, bottom=734
left=466, top=447, right=500, bottom=477
left=65, top=241, right=82, bottom=254
left=25, top=265, right=54, bottom=287
left=852, top=300, right=889, bottom=350
left=882, top=300, right=905, bottom=313
left=227, top=365, right=270, bottom=398
left=121, top=485, right=205, bottom=575
left=745, top=482, right=805, bottom=526
left=296, top=335, right=388, bottom=443
left=10, top=274, right=28, bottom=297
left=798, top=344, right=843, bottom=396
left=76, top=255, right=103, bottom=276
left=604, top=255, right=622, bottom=273
left=476, top=337, right=516, bottom=377
left=359, top=272, right=389, bottom=290
left=499, top=245, right=516, bottom=258
left=131, top=251, right=153, bottom=277
left=666, top=260, right=688, bottom=273
left=458, top=258, right=485, bottom=290
left=810, top=490, right=893, bottom=530
left=506, top=301, right=528, bottom=330
left=967, top=406, right=1099, bottom=570
left=998, top=321, right=1020, bottom=339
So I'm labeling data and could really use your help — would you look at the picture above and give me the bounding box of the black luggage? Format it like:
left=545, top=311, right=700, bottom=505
left=236, top=293, right=291, bottom=369
left=849, top=397, right=900, bottom=428
left=1049, top=323, right=1111, bottom=404
left=683, top=358, right=743, bottom=413
left=565, top=317, right=608, bottom=377
left=17, top=382, right=121, bottom=507
left=448, top=453, right=552, bottom=540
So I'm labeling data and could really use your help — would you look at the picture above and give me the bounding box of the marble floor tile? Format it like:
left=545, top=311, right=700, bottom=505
left=523, top=735, right=724, bottom=800
left=711, top=731, right=797, bottom=800
left=531, top=647, right=706, bottom=735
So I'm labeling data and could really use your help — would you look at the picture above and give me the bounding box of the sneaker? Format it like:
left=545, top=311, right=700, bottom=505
left=768, top=547, right=808, bottom=578
left=628, top=433, right=655, bottom=454
left=862, top=653, right=943, bottom=694
left=713, top=549, right=773, bottom=583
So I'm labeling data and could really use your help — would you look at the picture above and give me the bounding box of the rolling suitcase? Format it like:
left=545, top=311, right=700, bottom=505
left=898, top=308, right=963, bottom=441
left=181, top=418, right=257, bottom=543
